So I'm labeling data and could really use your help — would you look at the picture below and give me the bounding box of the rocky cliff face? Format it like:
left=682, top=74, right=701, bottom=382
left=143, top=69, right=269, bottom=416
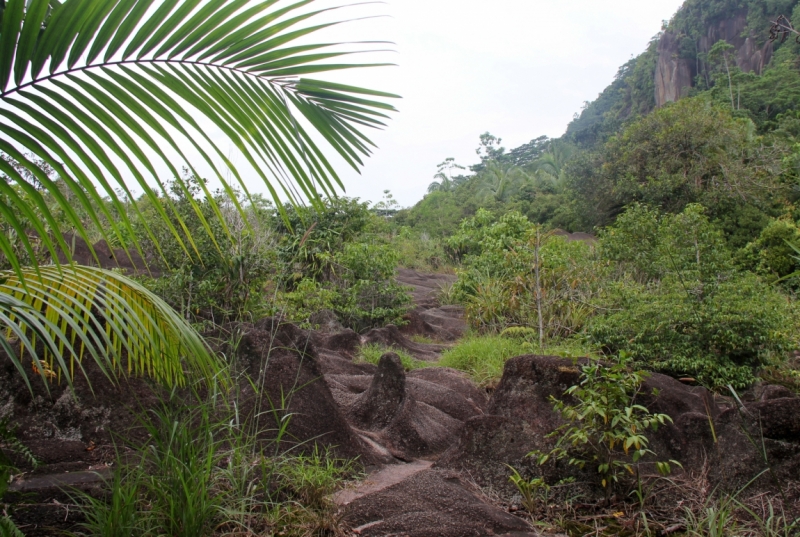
left=655, top=10, right=774, bottom=107
left=655, top=31, right=695, bottom=106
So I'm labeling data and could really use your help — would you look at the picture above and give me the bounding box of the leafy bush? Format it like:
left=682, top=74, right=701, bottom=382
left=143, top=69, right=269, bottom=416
left=739, top=216, right=800, bottom=285
left=135, top=177, right=277, bottom=322
left=393, top=226, right=451, bottom=272
left=274, top=198, right=412, bottom=332
left=450, top=210, right=606, bottom=339
left=329, top=241, right=412, bottom=332
left=592, top=204, right=798, bottom=389
left=274, top=278, right=337, bottom=329
left=534, top=353, right=678, bottom=492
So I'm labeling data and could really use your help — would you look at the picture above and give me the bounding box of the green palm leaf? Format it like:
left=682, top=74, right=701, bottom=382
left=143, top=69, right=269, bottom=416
left=0, top=265, right=218, bottom=390
left=0, top=0, right=397, bottom=269
left=0, top=0, right=396, bottom=388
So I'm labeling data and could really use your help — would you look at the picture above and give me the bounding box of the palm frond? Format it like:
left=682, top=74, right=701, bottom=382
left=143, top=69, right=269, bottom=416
left=0, top=0, right=398, bottom=270
left=0, top=265, right=218, bottom=390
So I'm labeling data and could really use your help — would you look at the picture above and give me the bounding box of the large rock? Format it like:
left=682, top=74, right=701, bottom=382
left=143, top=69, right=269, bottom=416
left=346, top=353, right=467, bottom=460
left=361, top=324, right=449, bottom=361
left=395, top=268, right=457, bottom=308
left=437, top=355, right=585, bottom=493
left=400, top=305, right=467, bottom=342
left=396, top=268, right=466, bottom=341
left=439, top=354, right=800, bottom=500
left=55, top=232, right=148, bottom=273
left=228, top=318, right=389, bottom=465
left=342, top=468, right=538, bottom=537
left=655, top=10, right=773, bottom=107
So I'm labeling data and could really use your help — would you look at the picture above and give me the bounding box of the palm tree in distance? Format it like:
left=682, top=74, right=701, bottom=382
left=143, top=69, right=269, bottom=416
left=427, top=157, right=465, bottom=193
left=0, top=0, right=397, bottom=390
left=530, top=140, right=576, bottom=192
left=476, top=160, right=529, bottom=203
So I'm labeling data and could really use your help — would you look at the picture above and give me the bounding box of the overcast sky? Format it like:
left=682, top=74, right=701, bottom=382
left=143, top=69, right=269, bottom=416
left=314, top=0, right=686, bottom=207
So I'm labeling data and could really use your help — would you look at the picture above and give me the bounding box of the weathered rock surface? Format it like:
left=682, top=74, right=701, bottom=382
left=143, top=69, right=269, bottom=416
left=55, top=232, right=148, bottom=273
left=342, top=468, right=538, bottom=537
left=362, top=324, right=449, bottom=361
left=438, top=354, right=800, bottom=499
left=346, top=352, right=480, bottom=460
left=397, top=268, right=466, bottom=341
left=655, top=10, right=773, bottom=107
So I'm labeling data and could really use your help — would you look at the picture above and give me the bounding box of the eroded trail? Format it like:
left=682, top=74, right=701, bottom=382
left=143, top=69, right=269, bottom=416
left=2, top=268, right=542, bottom=536
left=324, top=268, right=541, bottom=536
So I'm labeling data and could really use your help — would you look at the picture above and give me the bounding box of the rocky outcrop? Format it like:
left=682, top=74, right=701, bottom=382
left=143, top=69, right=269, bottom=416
left=396, top=268, right=467, bottom=341
left=346, top=352, right=482, bottom=460
left=438, top=355, right=800, bottom=499
left=655, top=31, right=695, bottom=106
left=655, top=10, right=774, bottom=107
left=342, top=468, right=538, bottom=537
left=697, top=11, right=773, bottom=75
left=55, top=232, right=149, bottom=273
left=361, top=324, right=450, bottom=361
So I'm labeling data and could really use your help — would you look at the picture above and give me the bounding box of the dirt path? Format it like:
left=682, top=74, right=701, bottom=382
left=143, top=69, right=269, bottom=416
left=334, top=459, right=433, bottom=506
left=327, top=269, right=541, bottom=536
left=395, top=268, right=467, bottom=342
left=396, top=268, right=457, bottom=308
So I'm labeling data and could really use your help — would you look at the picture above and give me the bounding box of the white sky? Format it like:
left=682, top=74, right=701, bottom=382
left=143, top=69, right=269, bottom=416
left=314, top=0, right=686, bottom=207
left=5, top=0, right=687, bottom=212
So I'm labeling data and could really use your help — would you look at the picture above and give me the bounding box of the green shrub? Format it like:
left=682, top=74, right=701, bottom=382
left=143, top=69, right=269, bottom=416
left=592, top=204, right=798, bottom=389
left=274, top=198, right=412, bottom=332
left=134, top=177, right=277, bottom=322
left=535, top=353, right=678, bottom=493
left=739, top=216, right=800, bottom=285
left=589, top=274, right=795, bottom=389
left=330, top=241, right=412, bottom=331
left=450, top=210, right=606, bottom=338
left=393, top=226, right=451, bottom=272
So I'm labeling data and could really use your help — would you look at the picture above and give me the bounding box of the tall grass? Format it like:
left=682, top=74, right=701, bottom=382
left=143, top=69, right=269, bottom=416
left=71, top=374, right=355, bottom=537
left=357, top=343, right=429, bottom=371
left=438, top=335, right=529, bottom=385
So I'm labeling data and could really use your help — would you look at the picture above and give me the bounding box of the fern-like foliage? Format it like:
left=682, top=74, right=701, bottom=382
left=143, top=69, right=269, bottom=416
left=0, top=0, right=395, bottom=387
left=0, top=0, right=397, bottom=271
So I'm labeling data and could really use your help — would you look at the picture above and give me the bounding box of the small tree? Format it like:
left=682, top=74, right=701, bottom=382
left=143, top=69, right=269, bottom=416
left=534, top=353, right=679, bottom=492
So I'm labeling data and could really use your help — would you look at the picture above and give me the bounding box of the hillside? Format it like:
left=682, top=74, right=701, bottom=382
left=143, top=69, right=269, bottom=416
left=567, top=0, right=800, bottom=146
left=398, top=0, right=800, bottom=241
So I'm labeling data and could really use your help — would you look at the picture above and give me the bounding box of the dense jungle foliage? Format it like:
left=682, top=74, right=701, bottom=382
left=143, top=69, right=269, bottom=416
left=394, top=0, right=800, bottom=391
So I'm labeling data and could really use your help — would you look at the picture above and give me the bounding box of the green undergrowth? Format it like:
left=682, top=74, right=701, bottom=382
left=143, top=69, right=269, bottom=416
left=69, top=379, right=358, bottom=537
left=357, top=343, right=429, bottom=371
left=438, top=335, right=527, bottom=385
left=438, top=333, right=597, bottom=386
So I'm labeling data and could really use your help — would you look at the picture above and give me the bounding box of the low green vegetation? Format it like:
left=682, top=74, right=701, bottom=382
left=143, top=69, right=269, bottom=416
left=0, top=421, right=36, bottom=537
left=438, top=335, right=530, bottom=385
left=534, top=353, right=679, bottom=492
left=405, top=202, right=800, bottom=390
left=132, top=191, right=412, bottom=333
left=357, top=343, right=428, bottom=371
left=71, top=386, right=356, bottom=537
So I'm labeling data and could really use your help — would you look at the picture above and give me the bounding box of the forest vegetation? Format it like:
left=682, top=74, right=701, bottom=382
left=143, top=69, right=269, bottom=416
left=1, top=0, right=800, bottom=535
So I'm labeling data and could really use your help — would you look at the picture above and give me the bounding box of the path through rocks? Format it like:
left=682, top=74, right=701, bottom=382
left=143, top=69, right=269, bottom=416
left=323, top=268, right=540, bottom=536
left=1, top=267, right=543, bottom=536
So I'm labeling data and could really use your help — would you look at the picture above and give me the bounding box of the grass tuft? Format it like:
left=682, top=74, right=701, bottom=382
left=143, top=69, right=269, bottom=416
left=438, top=335, right=529, bottom=386
left=357, top=343, right=428, bottom=371
left=439, top=334, right=597, bottom=386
